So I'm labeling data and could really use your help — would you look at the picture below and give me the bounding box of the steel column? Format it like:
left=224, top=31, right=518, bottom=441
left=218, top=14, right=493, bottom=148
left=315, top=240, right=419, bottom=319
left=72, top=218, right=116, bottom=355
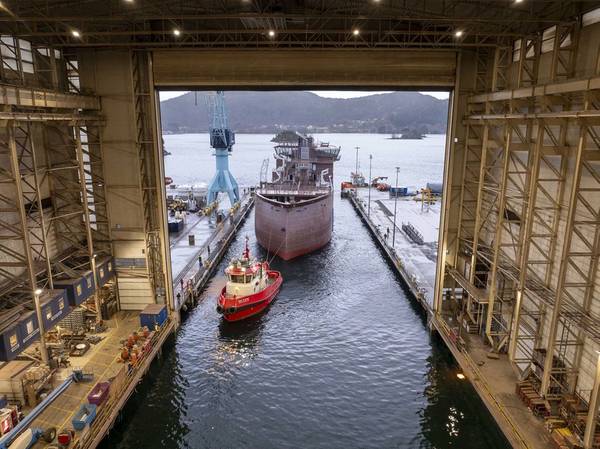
left=484, top=124, right=512, bottom=350
left=584, top=352, right=600, bottom=449
left=540, top=123, right=586, bottom=396
left=508, top=124, right=543, bottom=362
left=7, top=122, right=49, bottom=363
left=74, top=126, right=102, bottom=320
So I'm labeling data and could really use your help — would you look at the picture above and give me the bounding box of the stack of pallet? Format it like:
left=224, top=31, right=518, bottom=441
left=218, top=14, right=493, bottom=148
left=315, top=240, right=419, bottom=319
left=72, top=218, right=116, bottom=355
left=560, top=395, right=594, bottom=445
left=516, top=380, right=551, bottom=418
left=550, top=427, right=582, bottom=449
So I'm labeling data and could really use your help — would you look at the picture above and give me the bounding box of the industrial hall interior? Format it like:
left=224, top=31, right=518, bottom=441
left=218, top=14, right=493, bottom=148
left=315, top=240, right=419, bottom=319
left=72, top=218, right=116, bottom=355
left=0, top=1, right=599, bottom=449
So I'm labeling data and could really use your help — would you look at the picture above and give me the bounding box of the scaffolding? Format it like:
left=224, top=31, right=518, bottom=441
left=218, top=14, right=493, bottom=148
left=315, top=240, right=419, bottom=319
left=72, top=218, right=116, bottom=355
left=441, top=13, right=600, bottom=448
left=1, top=1, right=600, bottom=447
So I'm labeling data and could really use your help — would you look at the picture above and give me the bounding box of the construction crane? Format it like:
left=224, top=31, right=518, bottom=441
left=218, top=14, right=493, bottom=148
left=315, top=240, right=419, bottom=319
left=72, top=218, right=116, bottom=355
left=205, top=91, right=239, bottom=207
left=259, top=158, right=269, bottom=187
left=370, top=176, right=388, bottom=187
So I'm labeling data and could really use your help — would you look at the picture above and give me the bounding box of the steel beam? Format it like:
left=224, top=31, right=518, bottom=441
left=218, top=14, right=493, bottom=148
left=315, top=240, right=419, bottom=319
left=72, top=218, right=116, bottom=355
left=469, top=77, right=600, bottom=105
left=540, top=123, right=586, bottom=396
left=0, top=83, right=100, bottom=110
left=7, top=122, right=48, bottom=363
left=0, top=112, right=102, bottom=122
left=434, top=50, right=462, bottom=316
left=508, top=124, right=543, bottom=362
left=584, top=352, right=600, bottom=449
left=149, top=80, right=174, bottom=313
left=23, top=122, right=53, bottom=289
left=131, top=51, right=166, bottom=305
left=484, top=124, right=512, bottom=351
left=467, top=111, right=600, bottom=122
left=74, top=126, right=102, bottom=320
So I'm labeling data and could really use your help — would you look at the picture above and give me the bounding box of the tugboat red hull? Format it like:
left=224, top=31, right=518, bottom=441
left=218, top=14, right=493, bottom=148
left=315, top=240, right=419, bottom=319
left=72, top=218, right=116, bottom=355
left=217, top=271, right=283, bottom=322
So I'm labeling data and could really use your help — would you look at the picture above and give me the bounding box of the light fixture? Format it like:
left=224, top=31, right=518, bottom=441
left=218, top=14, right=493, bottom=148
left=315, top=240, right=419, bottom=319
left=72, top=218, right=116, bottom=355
left=454, top=30, right=463, bottom=38
left=173, top=28, right=181, bottom=37
left=34, top=288, right=43, bottom=296
left=71, top=30, right=81, bottom=38
left=352, top=29, right=360, bottom=36
left=93, top=253, right=98, bottom=258
left=456, top=373, right=466, bottom=380
left=268, top=29, right=275, bottom=38
left=515, top=0, right=523, bottom=3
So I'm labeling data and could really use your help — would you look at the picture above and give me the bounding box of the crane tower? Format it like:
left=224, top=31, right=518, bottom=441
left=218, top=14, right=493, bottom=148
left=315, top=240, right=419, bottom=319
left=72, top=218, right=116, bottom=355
left=206, top=91, right=239, bottom=206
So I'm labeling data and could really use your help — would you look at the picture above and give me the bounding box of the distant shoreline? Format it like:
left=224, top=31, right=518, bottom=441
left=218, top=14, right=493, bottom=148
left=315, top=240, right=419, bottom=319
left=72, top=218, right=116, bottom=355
left=163, top=130, right=446, bottom=136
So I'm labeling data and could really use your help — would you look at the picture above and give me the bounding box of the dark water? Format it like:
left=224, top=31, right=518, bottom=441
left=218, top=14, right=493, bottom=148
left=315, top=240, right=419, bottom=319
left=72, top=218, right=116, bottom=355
left=100, top=198, right=510, bottom=449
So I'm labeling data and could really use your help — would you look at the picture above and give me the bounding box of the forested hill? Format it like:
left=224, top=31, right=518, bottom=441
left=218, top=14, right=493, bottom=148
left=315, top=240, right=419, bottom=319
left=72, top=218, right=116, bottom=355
left=160, top=91, right=448, bottom=134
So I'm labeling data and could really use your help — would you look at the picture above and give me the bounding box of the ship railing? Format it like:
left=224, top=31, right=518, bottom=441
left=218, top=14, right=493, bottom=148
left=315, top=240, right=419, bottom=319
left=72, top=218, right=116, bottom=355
left=258, top=183, right=331, bottom=196
left=274, top=147, right=294, bottom=157
left=315, top=147, right=341, bottom=159
left=273, top=145, right=341, bottom=160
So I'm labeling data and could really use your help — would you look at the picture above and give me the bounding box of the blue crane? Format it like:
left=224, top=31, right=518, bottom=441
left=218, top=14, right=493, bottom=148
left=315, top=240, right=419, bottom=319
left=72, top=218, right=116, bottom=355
left=205, top=91, right=239, bottom=207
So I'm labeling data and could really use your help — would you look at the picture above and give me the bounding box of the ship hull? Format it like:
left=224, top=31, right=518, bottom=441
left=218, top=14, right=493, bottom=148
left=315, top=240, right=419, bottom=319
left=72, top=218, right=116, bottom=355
left=255, top=192, right=333, bottom=260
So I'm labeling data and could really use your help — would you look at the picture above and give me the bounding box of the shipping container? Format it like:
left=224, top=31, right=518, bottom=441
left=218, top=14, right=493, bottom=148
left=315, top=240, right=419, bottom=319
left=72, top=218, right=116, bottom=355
left=168, top=219, right=184, bottom=233
left=97, top=257, right=115, bottom=286
left=140, top=304, right=168, bottom=329
left=0, top=321, right=21, bottom=362
left=41, top=290, right=71, bottom=330
left=17, top=310, right=39, bottom=349
left=54, top=271, right=95, bottom=306
left=389, top=187, right=409, bottom=198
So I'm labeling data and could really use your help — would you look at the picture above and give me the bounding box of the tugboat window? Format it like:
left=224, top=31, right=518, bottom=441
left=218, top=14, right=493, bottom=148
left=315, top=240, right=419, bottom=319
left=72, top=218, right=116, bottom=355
left=230, top=274, right=245, bottom=283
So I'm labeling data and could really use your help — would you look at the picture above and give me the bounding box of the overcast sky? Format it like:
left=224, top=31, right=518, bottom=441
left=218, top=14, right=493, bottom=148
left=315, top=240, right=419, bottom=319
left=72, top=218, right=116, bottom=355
left=159, top=91, right=449, bottom=101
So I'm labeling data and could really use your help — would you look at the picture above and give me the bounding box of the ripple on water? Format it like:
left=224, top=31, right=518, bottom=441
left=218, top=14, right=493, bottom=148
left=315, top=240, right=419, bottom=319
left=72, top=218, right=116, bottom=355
left=100, top=199, right=511, bottom=449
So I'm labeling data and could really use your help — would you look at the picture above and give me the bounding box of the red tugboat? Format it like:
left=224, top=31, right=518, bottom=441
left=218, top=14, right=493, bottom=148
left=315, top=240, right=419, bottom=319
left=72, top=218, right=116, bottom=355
left=216, top=238, right=283, bottom=322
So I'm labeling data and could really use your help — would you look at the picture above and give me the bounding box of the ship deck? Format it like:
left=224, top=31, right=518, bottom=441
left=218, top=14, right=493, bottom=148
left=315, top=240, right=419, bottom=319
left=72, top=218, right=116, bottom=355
left=257, top=188, right=331, bottom=197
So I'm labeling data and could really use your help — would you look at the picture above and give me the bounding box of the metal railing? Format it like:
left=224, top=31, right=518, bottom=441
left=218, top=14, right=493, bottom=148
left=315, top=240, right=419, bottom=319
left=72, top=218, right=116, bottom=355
left=258, top=183, right=331, bottom=196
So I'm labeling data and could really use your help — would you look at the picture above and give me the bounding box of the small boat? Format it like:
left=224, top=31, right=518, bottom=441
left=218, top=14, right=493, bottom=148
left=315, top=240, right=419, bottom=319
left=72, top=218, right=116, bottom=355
left=216, top=238, right=283, bottom=322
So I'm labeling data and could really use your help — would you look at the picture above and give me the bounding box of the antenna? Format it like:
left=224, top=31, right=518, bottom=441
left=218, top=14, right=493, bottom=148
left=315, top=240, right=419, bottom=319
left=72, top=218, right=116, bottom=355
left=260, top=158, right=270, bottom=186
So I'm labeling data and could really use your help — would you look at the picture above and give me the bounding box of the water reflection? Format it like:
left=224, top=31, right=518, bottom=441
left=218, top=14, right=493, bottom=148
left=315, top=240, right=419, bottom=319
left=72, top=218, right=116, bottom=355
left=98, top=335, right=190, bottom=449
left=213, top=316, right=265, bottom=370
left=419, top=346, right=510, bottom=448
left=101, top=200, right=511, bottom=449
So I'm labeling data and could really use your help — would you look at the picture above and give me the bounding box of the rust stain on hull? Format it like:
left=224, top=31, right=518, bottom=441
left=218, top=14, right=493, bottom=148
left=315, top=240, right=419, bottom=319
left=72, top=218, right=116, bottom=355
left=255, top=192, right=333, bottom=260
